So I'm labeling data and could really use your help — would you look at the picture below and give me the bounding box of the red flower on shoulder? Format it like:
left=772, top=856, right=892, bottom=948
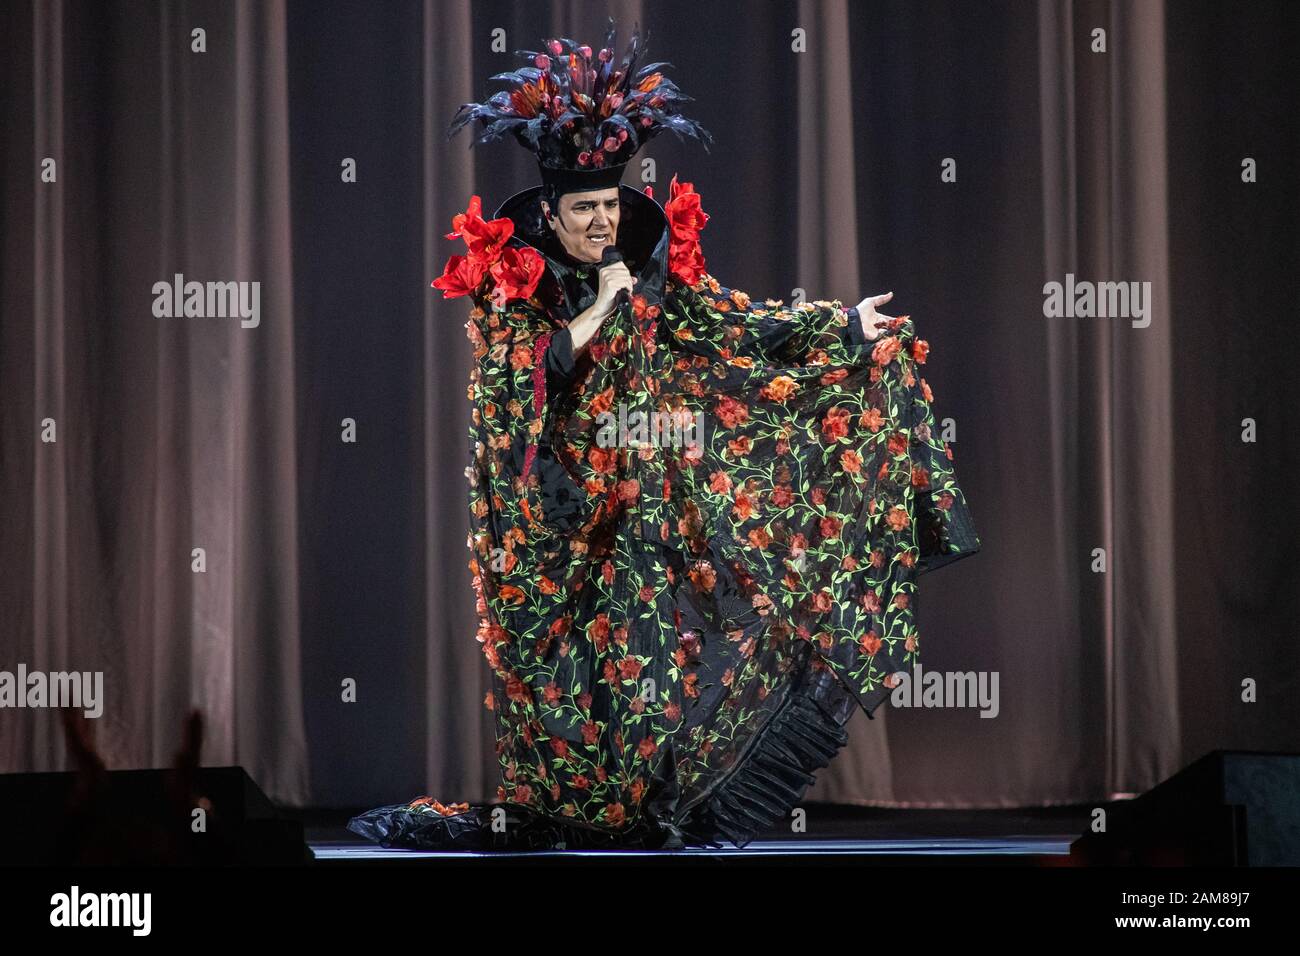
left=433, top=194, right=544, bottom=305
left=670, top=243, right=707, bottom=290
left=431, top=254, right=488, bottom=298
left=488, top=246, right=546, bottom=307
left=445, top=195, right=514, bottom=264
left=665, top=174, right=709, bottom=287
left=666, top=176, right=708, bottom=241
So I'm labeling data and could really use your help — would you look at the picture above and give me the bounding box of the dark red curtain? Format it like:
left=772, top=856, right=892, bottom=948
left=2, top=0, right=1296, bottom=809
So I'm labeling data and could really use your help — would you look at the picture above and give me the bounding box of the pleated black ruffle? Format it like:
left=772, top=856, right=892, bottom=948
left=345, top=682, right=852, bottom=852
left=684, top=682, right=850, bottom=848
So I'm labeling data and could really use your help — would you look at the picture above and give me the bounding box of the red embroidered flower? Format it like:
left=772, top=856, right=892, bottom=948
left=872, top=335, right=903, bottom=367
left=587, top=446, right=618, bottom=475
left=714, top=395, right=749, bottom=429
left=821, top=406, right=851, bottom=442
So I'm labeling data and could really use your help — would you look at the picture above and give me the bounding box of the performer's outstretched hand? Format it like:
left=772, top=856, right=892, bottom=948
left=854, top=291, right=896, bottom=340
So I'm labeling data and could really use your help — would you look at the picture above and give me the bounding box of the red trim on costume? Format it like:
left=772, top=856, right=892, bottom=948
left=522, top=331, right=553, bottom=481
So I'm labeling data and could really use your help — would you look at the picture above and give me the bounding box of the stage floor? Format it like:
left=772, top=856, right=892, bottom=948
left=302, top=803, right=1086, bottom=864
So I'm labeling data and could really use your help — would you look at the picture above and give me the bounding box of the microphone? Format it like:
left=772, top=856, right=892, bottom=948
left=600, top=245, right=632, bottom=310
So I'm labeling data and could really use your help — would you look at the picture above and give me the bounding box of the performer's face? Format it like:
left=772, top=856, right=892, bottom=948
left=543, top=187, right=621, bottom=263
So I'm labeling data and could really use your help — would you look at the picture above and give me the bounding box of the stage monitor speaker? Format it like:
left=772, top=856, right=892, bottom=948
left=1071, top=750, right=1300, bottom=866
left=0, top=766, right=309, bottom=865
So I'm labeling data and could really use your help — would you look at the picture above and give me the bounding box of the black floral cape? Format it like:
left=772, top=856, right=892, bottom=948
left=348, top=184, right=980, bottom=850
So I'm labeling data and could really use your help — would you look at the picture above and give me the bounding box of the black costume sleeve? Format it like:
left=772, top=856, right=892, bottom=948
left=844, top=306, right=867, bottom=347
left=544, top=327, right=577, bottom=395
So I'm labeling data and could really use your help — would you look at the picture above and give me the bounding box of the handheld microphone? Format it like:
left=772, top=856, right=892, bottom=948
left=600, top=245, right=632, bottom=309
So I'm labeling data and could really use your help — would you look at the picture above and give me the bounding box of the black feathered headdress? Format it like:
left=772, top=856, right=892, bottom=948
left=447, top=17, right=713, bottom=196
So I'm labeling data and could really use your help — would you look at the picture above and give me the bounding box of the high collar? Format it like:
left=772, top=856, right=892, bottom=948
left=493, top=184, right=671, bottom=319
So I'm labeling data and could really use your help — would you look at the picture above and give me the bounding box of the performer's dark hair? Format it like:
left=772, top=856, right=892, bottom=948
left=524, top=186, right=559, bottom=238
left=541, top=183, right=561, bottom=220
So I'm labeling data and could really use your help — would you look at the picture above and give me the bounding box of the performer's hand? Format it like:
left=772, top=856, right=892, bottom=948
left=570, top=260, right=635, bottom=354
left=593, top=260, right=635, bottom=319
left=854, top=291, right=897, bottom=341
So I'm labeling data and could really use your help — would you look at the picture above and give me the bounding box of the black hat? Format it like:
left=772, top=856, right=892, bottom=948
left=448, top=17, right=712, bottom=197
left=536, top=159, right=629, bottom=195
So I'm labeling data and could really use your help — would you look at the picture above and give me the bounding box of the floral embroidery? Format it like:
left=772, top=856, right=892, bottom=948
left=430, top=184, right=978, bottom=835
